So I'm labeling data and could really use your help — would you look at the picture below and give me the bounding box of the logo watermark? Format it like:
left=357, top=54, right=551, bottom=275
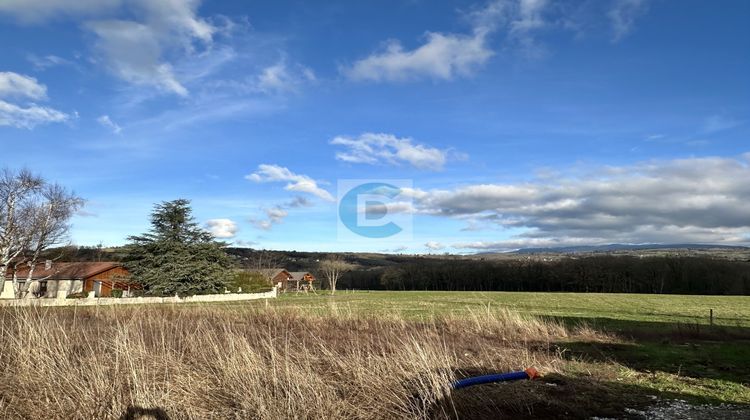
left=337, top=179, right=413, bottom=242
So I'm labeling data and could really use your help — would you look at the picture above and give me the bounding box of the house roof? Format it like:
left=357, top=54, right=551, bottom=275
left=288, top=271, right=315, bottom=281
left=257, top=268, right=291, bottom=279
left=8, top=262, right=124, bottom=281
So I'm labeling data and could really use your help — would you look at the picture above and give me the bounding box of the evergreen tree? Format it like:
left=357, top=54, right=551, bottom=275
left=124, top=199, right=232, bottom=296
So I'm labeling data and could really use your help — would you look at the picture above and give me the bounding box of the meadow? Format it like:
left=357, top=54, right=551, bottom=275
left=266, top=290, right=750, bottom=327
left=0, top=291, right=748, bottom=419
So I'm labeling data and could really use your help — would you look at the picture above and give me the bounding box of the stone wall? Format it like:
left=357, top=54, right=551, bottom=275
left=0, top=287, right=277, bottom=307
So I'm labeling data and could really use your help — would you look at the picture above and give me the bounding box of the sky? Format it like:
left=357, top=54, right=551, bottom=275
left=0, top=0, right=748, bottom=253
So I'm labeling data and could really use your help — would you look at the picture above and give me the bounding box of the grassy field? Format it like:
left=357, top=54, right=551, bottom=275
left=262, top=291, right=750, bottom=412
left=264, top=291, right=750, bottom=327
left=1, top=291, right=748, bottom=419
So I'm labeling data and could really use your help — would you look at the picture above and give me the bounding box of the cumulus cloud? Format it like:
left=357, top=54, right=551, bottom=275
left=248, top=196, right=315, bottom=232
left=0, top=72, right=47, bottom=100
left=331, top=133, right=460, bottom=170
left=246, top=164, right=334, bottom=202
left=401, top=154, right=750, bottom=250
left=1, top=0, right=217, bottom=97
left=343, top=32, right=495, bottom=82
left=205, top=219, right=240, bottom=238
left=251, top=207, right=288, bottom=230
left=97, top=114, right=123, bottom=134
left=88, top=0, right=220, bottom=96
left=0, top=71, right=69, bottom=129
left=343, top=0, right=556, bottom=81
left=0, top=101, right=69, bottom=129
left=286, top=196, right=313, bottom=208
left=1, top=1, right=266, bottom=101
left=609, top=0, right=648, bottom=42
left=204, top=218, right=238, bottom=238
left=425, top=241, right=445, bottom=251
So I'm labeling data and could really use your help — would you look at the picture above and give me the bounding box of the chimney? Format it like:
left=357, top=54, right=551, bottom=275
left=45, top=260, right=52, bottom=270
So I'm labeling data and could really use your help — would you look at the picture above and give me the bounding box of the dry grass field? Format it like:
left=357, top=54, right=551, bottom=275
left=1, top=295, right=748, bottom=419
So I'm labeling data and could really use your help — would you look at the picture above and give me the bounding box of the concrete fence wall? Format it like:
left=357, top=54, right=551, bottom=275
left=0, top=287, right=277, bottom=307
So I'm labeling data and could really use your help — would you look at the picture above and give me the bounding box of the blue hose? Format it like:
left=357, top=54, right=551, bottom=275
left=451, top=368, right=538, bottom=389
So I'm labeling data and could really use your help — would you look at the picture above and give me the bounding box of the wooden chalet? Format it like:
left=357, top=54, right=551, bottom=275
left=1, top=261, right=135, bottom=299
left=288, top=272, right=316, bottom=292
left=259, top=268, right=293, bottom=288
left=256, top=268, right=316, bottom=292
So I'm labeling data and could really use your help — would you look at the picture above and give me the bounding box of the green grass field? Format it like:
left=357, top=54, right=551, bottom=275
left=264, top=290, right=750, bottom=328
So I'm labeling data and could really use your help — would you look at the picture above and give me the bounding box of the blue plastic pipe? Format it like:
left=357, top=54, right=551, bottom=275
left=451, top=368, right=539, bottom=389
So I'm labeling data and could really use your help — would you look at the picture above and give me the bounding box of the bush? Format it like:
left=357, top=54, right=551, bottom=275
left=111, top=288, right=123, bottom=298
left=66, top=292, right=88, bottom=299
left=229, top=271, right=272, bottom=293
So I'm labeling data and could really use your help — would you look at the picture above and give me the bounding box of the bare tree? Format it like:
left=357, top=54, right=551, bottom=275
left=19, top=184, right=83, bottom=296
left=1, top=169, right=43, bottom=295
left=251, top=249, right=286, bottom=285
left=0, top=169, right=82, bottom=298
left=319, top=255, right=355, bottom=295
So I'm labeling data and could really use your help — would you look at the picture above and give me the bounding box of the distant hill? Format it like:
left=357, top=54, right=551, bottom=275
left=510, top=243, right=750, bottom=254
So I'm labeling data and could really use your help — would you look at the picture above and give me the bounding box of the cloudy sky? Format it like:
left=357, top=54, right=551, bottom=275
left=1, top=0, right=748, bottom=253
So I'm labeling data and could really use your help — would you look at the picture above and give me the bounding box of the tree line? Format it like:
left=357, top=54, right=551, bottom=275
left=337, top=256, right=750, bottom=295
left=7, top=168, right=747, bottom=297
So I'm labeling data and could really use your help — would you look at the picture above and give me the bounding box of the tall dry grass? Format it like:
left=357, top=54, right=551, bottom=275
left=0, top=304, right=604, bottom=419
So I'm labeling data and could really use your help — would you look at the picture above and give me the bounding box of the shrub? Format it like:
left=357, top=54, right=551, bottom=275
left=111, top=288, right=123, bottom=298
left=229, top=270, right=272, bottom=293
left=66, top=292, right=88, bottom=299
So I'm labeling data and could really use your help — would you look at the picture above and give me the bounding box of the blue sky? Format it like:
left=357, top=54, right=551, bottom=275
left=1, top=0, right=748, bottom=253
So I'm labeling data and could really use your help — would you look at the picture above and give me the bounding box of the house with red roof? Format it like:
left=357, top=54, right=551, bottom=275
left=1, top=261, right=134, bottom=299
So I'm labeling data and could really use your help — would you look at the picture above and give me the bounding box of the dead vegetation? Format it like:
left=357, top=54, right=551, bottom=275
left=0, top=305, right=640, bottom=419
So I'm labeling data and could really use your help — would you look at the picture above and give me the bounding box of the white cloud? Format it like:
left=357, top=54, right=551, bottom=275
left=0, top=0, right=240, bottom=98
left=609, top=0, right=648, bottom=42
left=343, top=0, right=556, bottom=81
left=382, top=246, right=409, bottom=253
left=0, top=72, right=68, bottom=129
left=86, top=20, right=191, bottom=97
left=251, top=207, right=288, bottom=231
left=97, top=114, right=122, bottom=134
left=256, top=62, right=316, bottom=94
left=331, top=133, right=458, bottom=170
left=407, top=154, right=750, bottom=249
left=344, top=32, right=494, bottom=82
left=0, top=100, right=69, bottom=129
left=286, top=196, right=313, bottom=208
left=425, top=241, right=445, bottom=251
left=27, top=54, right=74, bottom=71
left=507, top=0, right=549, bottom=58
left=246, top=164, right=334, bottom=202
left=510, top=0, right=547, bottom=34
left=0, top=72, right=47, bottom=100
left=133, top=0, right=214, bottom=44
left=204, top=218, right=238, bottom=238
left=86, top=0, right=216, bottom=97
